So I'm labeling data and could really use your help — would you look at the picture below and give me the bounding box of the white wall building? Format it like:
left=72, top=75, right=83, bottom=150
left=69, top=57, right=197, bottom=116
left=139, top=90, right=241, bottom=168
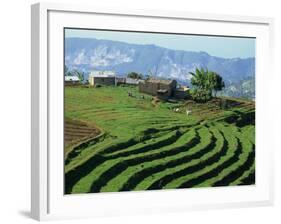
left=89, top=71, right=116, bottom=86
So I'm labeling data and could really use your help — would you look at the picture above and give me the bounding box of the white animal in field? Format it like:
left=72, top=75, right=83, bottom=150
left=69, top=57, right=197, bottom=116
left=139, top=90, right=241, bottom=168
left=186, top=109, right=191, bottom=116
left=175, top=108, right=180, bottom=112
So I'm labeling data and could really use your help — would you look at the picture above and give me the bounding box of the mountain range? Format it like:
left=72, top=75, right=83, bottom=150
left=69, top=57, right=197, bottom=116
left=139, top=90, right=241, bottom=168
left=65, top=37, right=255, bottom=99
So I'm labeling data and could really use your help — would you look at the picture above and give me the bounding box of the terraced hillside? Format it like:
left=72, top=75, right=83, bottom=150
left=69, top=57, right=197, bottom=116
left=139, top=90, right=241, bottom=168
left=64, top=118, right=101, bottom=159
left=64, top=85, right=255, bottom=194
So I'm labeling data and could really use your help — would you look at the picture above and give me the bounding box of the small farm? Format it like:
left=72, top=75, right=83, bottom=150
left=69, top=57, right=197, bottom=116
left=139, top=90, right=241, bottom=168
left=64, top=84, right=255, bottom=194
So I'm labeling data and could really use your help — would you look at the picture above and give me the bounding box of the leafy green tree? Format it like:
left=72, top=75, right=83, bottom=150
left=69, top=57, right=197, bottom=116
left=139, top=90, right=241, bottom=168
left=77, top=72, right=84, bottom=83
left=207, top=72, right=225, bottom=97
left=127, top=72, right=143, bottom=79
left=64, top=65, right=68, bottom=76
left=64, top=65, right=72, bottom=76
left=73, top=70, right=85, bottom=83
left=190, top=88, right=212, bottom=102
left=190, top=67, right=208, bottom=90
left=189, top=68, right=211, bottom=102
left=189, top=68, right=224, bottom=102
left=145, top=74, right=152, bottom=80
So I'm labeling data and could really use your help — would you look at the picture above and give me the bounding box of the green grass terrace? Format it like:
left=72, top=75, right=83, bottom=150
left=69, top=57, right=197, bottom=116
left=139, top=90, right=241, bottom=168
left=64, top=85, right=255, bottom=194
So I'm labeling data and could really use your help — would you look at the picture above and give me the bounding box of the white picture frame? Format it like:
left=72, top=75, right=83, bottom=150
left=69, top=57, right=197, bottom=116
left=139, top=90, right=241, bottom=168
left=31, top=2, right=274, bottom=221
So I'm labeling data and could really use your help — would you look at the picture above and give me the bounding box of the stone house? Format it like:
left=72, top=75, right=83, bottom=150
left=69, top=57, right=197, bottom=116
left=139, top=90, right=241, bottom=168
left=139, top=78, right=177, bottom=99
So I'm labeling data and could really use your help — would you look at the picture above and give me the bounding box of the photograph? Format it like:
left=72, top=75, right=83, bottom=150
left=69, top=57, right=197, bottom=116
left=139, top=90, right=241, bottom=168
left=64, top=28, right=255, bottom=194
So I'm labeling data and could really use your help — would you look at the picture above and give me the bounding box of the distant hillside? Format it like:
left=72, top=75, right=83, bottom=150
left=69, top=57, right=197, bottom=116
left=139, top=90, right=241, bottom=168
left=65, top=37, right=255, bottom=98
left=221, top=78, right=255, bottom=100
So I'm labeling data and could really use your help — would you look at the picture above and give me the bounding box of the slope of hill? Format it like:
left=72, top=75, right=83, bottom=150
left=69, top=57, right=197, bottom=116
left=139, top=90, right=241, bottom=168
left=64, top=85, right=255, bottom=194
left=222, top=78, right=255, bottom=100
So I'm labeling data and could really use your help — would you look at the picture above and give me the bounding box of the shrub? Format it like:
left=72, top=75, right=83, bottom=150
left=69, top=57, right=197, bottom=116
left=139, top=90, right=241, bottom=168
left=190, top=89, right=212, bottom=103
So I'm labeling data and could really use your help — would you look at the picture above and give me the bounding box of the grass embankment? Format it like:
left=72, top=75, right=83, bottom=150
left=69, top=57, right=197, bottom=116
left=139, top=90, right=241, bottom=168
left=64, top=85, right=255, bottom=194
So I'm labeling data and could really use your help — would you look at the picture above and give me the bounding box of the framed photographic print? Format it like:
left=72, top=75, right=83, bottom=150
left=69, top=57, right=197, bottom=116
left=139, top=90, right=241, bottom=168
left=31, top=2, right=274, bottom=221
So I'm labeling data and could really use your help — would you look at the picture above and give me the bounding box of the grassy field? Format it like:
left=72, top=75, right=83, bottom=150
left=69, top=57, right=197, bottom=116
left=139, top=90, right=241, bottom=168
left=64, top=85, right=255, bottom=194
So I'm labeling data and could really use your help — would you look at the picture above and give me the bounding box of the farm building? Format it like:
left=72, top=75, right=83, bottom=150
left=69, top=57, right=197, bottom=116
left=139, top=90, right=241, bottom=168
left=116, top=77, right=143, bottom=85
left=89, top=71, right=116, bottom=86
left=125, top=77, right=141, bottom=85
left=174, top=86, right=190, bottom=99
left=116, top=77, right=126, bottom=85
left=65, top=75, right=80, bottom=86
left=139, top=78, right=177, bottom=99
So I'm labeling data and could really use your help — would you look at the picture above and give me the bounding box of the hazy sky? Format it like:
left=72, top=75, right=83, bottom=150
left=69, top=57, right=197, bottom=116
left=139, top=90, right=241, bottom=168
left=65, top=28, right=255, bottom=59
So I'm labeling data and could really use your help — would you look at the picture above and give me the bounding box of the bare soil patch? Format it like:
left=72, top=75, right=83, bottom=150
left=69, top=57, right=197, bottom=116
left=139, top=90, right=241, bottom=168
left=64, top=118, right=101, bottom=154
